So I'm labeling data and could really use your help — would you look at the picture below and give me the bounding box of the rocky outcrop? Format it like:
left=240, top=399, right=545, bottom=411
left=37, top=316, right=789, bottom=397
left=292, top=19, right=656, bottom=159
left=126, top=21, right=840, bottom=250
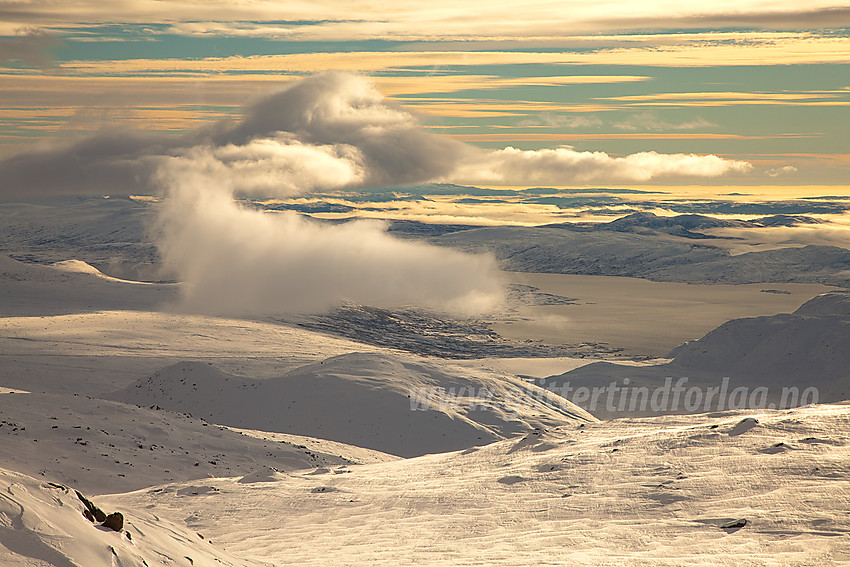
left=77, top=490, right=124, bottom=532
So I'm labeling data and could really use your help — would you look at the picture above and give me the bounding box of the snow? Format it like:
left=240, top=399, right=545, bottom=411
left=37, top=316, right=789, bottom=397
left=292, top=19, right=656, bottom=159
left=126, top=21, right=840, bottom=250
left=434, top=224, right=850, bottom=287
left=0, top=467, right=259, bottom=567
left=0, top=307, right=392, bottom=396
left=5, top=404, right=850, bottom=565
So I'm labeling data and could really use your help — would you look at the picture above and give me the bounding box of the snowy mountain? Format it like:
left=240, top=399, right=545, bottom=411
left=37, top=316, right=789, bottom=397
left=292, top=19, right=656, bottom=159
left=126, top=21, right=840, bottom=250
left=435, top=226, right=850, bottom=286
left=4, top=196, right=849, bottom=288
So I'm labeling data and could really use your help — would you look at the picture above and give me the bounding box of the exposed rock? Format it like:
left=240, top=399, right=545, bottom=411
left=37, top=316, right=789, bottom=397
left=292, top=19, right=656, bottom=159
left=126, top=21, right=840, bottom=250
left=76, top=490, right=106, bottom=522
left=103, top=512, right=124, bottom=531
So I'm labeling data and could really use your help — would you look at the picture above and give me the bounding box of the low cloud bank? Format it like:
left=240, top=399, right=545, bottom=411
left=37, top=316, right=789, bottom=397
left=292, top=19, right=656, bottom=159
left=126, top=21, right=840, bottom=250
left=451, top=146, right=752, bottom=186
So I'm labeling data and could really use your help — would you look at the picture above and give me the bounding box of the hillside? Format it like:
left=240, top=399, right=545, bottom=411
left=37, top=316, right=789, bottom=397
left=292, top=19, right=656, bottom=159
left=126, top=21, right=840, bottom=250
left=0, top=466, right=260, bottom=567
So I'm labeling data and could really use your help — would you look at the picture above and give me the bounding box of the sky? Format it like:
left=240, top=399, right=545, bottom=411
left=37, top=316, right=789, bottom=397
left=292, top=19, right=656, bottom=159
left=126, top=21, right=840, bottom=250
left=0, top=1, right=848, bottom=198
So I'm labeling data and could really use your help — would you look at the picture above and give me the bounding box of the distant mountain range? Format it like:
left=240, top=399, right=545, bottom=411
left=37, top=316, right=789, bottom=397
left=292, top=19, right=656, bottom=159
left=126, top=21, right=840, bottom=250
left=2, top=197, right=848, bottom=287
left=434, top=213, right=850, bottom=287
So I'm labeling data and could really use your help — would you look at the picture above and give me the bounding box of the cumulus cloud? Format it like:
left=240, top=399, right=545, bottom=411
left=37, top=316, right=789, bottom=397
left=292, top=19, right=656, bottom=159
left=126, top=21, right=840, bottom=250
left=212, top=71, right=467, bottom=187
left=450, top=146, right=752, bottom=185
left=0, top=71, right=467, bottom=198
left=148, top=73, right=499, bottom=315
left=172, top=139, right=366, bottom=196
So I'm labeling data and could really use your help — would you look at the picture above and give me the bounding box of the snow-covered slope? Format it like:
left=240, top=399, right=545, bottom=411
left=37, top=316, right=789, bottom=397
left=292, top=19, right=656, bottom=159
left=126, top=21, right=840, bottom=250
left=5, top=404, right=850, bottom=566
left=544, top=291, right=850, bottom=418
left=671, top=294, right=850, bottom=385
left=0, top=255, right=175, bottom=316
left=109, top=352, right=596, bottom=457
left=94, top=404, right=850, bottom=566
left=0, top=391, right=395, bottom=495
left=0, top=308, right=400, bottom=396
left=0, top=467, right=259, bottom=567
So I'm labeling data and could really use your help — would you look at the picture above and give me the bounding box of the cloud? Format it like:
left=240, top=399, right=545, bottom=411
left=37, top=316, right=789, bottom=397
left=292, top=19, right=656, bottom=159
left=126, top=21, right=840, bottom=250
left=597, top=90, right=850, bottom=111
left=170, top=139, right=366, bottom=197
left=766, top=165, right=798, bottom=177
left=0, top=27, right=63, bottom=69
left=0, top=71, right=465, bottom=197
left=702, top=224, right=850, bottom=254
left=0, top=71, right=755, bottom=198
left=612, top=112, right=717, bottom=131
left=4, top=2, right=848, bottom=39
left=131, top=73, right=497, bottom=315
left=448, top=146, right=753, bottom=185
left=0, top=128, right=179, bottom=197
left=152, top=158, right=504, bottom=315
left=213, top=71, right=467, bottom=187
left=518, top=115, right=604, bottom=129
